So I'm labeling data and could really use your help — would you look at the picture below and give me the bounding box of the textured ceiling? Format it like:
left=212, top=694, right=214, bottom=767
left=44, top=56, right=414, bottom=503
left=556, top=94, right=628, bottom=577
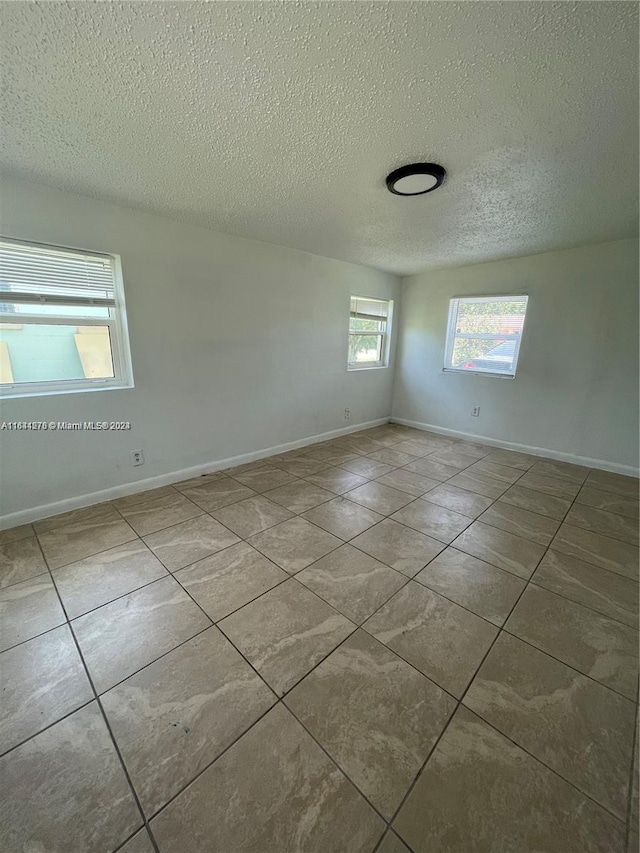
left=0, top=1, right=637, bottom=275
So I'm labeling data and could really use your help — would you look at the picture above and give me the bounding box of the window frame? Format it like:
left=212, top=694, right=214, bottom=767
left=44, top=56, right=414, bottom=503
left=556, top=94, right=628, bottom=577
left=0, top=238, right=134, bottom=398
left=443, top=294, right=529, bottom=379
left=347, top=295, right=393, bottom=371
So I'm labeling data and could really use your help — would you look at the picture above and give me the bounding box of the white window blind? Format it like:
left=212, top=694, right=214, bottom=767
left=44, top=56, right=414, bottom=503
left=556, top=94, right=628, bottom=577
left=350, top=296, right=390, bottom=322
left=444, top=295, right=529, bottom=377
left=0, top=238, right=116, bottom=307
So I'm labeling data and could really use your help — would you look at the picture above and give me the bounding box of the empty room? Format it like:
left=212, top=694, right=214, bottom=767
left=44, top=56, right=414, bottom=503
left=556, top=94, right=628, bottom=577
left=0, top=2, right=638, bottom=852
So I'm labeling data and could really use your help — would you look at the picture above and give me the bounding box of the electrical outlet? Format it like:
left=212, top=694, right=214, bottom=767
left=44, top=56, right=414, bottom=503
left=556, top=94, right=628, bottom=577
left=344, top=408, right=351, bottom=420
left=131, top=449, right=144, bottom=466
left=471, top=405, right=480, bottom=417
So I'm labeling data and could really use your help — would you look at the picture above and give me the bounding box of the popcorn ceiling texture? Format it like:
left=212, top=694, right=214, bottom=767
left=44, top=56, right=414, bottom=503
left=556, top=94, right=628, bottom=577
left=0, top=1, right=637, bottom=274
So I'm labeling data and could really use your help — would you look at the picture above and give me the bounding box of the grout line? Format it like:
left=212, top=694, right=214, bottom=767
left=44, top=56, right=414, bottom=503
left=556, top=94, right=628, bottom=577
left=460, top=697, right=633, bottom=824
left=624, top=703, right=639, bottom=850
left=0, top=695, right=95, bottom=760
left=112, top=826, right=156, bottom=853
left=31, top=528, right=162, bottom=853
left=379, top=456, right=636, bottom=840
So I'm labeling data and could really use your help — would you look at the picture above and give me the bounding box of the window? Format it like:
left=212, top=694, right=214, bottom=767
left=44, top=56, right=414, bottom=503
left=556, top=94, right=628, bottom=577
left=0, top=238, right=133, bottom=397
left=348, top=296, right=392, bottom=369
left=444, top=295, right=529, bottom=378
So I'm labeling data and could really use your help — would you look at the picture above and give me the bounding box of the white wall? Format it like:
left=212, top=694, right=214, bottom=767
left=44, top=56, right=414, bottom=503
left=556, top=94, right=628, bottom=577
left=392, top=238, right=639, bottom=473
left=0, top=176, right=400, bottom=519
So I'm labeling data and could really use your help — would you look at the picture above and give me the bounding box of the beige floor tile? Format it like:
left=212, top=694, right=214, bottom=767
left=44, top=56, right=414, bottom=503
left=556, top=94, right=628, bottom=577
left=172, top=471, right=228, bottom=491
left=303, top=467, right=369, bottom=494
left=374, top=468, right=440, bottom=497
left=339, top=456, right=395, bottom=479
left=285, top=630, right=455, bottom=818
left=533, top=549, right=639, bottom=629
left=468, top=459, right=523, bottom=484
left=38, top=514, right=138, bottom=570
left=552, top=523, right=639, bottom=580
left=429, top=447, right=482, bottom=471
left=363, top=582, right=498, bottom=698
left=377, top=831, right=412, bottom=853
left=175, top=541, right=288, bottom=621
left=224, top=459, right=281, bottom=476
left=516, top=470, right=581, bottom=500
left=179, top=478, right=257, bottom=512
left=464, top=633, right=636, bottom=818
left=393, top=706, right=625, bottom=853
left=113, top=485, right=181, bottom=511
left=482, top=449, right=538, bottom=470
left=367, top=448, right=420, bottom=467
left=452, top=521, right=545, bottom=579
left=263, top=480, right=335, bottom=513
left=565, top=503, right=639, bottom=546
left=453, top=440, right=493, bottom=459
left=151, top=703, right=384, bottom=853
left=402, top=457, right=461, bottom=481
left=390, top=499, right=474, bottom=543
left=296, top=544, right=407, bottom=624
left=118, top=492, right=203, bottom=537
left=302, top=497, right=383, bottom=540
left=230, top=465, right=300, bottom=492
left=529, top=460, right=590, bottom=484
left=103, top=627, right=275, bottom=816
left=346, top=482, right=415, bottom=515
left=478, top=501, right=560, bottom=545
left=119, top=830, right=155, bottom=853
left=506, top=585, right=639, bottom=699
left=0, top=702, right=141, bottom=853
left=0, top=624, right=93, bottom=755
left=392, top=438, right=441, bottom=457
left=499, top=483, right=571, bottom=520
left=268, top=455, right=330, bottom=477
left=142, top=515, right=240, bottom=570
left=0, top=575, right=66, bottom=653
left=585, top=470, right=639, bottom=498
left=219, top=579, right=354, bottom=696
left=351, top=518, right=445, bottom=577
left=211, top=495, right=293, bottom=538
left=415, top=547, right=526, bottom=627
left=0, top=536, right=47, bottom=589
left=0, top=523, right=36, bottom=546
left=72, top=576, right=211, bottom=693
left=34, top=502, right=118, bottom=534
left=629, top=726, right=639, bottom=853
left=339, top=436, right=388, bottom=455
left=576, top=485, right=639, bottom=520
left=248, top=517, right=341, bottom=574
left=445, top=470, right=509, bottom=499
left=305, top=448, right=361, bottom=467
left=420, top=483, right=494, bottom=518
left=53, top=541, right=168, bottom=619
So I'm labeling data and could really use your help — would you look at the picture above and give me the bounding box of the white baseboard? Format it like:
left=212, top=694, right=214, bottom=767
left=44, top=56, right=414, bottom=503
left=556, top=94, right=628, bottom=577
left=1, top=417, right=390, bottom=530
left=391, top=417, right=640, bottom=478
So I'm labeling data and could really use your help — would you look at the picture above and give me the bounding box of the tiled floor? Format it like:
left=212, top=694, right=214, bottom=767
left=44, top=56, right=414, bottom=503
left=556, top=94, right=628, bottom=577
left=1, top=423, right=638, bottom=853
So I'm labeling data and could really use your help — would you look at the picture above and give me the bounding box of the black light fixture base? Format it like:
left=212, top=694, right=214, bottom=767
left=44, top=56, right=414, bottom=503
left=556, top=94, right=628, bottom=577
left=386, top=162, right=446, bottom=196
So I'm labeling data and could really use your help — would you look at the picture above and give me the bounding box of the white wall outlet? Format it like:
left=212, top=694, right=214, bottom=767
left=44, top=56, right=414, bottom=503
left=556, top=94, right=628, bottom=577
left=131, top=449, right=144, bottom=466
left=471, top=405, right=480, bottom=417
left=344, top=408, right=351, bottom=420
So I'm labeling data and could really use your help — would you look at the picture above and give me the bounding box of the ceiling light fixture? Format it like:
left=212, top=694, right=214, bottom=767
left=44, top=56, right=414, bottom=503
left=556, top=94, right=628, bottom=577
left=386, top=162, right=446, bottom=196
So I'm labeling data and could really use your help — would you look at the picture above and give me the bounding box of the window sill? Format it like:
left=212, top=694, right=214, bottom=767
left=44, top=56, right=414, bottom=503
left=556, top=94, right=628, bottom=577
left=442, top=368, right=515, bottom=380
left=0, top=380, right=134, bottom=399
left=347, top=364, right=389, bottom=372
